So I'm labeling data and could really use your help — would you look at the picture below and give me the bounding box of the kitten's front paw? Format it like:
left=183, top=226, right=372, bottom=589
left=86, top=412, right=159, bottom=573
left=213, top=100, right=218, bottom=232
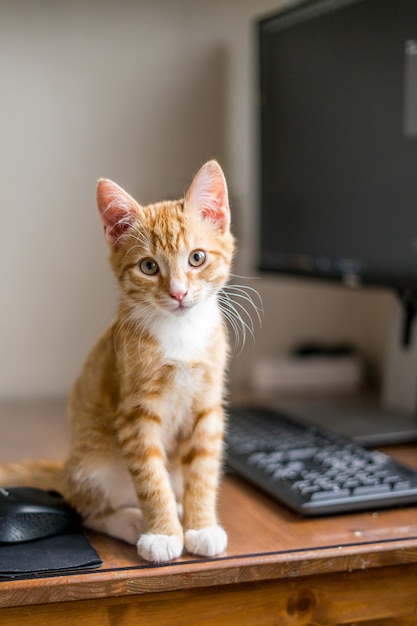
left=184, top=525, right=227, bottom=557
left=137, top=533, right=183, bottom=563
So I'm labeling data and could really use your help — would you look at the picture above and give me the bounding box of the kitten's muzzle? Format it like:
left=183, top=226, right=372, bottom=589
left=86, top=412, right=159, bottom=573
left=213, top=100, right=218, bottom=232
left=169, top=286, right=188, bottom=303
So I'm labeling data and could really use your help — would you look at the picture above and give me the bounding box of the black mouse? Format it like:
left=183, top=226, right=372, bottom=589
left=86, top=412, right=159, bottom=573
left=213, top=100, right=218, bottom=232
left=0, top=486, right=81, bottom=543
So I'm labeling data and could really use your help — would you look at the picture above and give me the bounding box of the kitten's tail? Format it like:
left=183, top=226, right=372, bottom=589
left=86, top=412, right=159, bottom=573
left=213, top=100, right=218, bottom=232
left=0, top=460, right=64, bottom=493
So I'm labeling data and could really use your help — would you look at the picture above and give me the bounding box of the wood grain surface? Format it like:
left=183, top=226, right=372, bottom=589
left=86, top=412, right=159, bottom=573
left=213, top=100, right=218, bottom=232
left=1, top=402, right=417, bottom=624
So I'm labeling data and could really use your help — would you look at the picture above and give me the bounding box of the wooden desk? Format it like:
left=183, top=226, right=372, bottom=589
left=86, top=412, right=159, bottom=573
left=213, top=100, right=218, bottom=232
left=1, top=443, right=417, bottom=625
left=0, top=446, right=417, bottom=626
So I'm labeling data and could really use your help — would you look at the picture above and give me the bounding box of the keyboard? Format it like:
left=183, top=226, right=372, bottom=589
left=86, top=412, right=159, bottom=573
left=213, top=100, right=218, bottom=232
left=225, top=405, right=417, bottom=516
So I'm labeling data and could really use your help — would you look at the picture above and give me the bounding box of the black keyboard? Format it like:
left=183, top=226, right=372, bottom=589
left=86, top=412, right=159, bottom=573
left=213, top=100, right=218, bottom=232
left=225, top=406, right=417, bottom=516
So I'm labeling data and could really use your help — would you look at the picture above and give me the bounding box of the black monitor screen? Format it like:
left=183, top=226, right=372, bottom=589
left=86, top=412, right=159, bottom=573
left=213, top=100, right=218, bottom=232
left=258, top=0, right=417, bottom=291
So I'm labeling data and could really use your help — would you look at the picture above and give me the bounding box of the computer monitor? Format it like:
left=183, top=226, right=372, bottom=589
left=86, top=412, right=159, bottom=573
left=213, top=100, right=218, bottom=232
left=257, top=0, right=417, bottom=443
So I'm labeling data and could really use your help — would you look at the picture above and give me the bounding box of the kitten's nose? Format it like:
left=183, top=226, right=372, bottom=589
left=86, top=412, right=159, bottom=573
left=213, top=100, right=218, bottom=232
left=169, top=287, right=188, bottom=303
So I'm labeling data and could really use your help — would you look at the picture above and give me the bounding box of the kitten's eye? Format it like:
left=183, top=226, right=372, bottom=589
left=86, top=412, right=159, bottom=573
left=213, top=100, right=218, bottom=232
left=189, top=250, right=206, bottom=267
left=139, top=258, right=159, bottom=275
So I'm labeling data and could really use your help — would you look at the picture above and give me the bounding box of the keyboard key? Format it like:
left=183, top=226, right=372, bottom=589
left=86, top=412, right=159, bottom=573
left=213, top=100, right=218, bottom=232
left=353, top=484, right=392, bottom=496
left=393, top=480, right=411, bottom=490
left=287, top=447, right=317, bottom=460
left=311, top=488, right=350, bottom=501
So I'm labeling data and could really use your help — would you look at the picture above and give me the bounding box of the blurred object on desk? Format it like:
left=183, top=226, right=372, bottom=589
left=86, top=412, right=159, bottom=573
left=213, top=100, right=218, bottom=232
left=252, top=342, right=365, bottom=396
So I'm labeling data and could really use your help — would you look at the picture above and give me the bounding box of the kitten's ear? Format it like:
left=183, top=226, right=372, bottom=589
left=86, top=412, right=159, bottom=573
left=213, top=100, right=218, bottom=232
left=96, top=178, right=141, bottom=247
left=185, top=160, right=230, bottom=232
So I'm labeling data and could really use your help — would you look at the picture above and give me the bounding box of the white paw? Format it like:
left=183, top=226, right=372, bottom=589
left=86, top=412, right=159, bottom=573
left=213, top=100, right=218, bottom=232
left=85, top=507, right=144, bottom=545
left=137, top=533, right=183, bottom=563
left=184, top=525, right=227, bottom=557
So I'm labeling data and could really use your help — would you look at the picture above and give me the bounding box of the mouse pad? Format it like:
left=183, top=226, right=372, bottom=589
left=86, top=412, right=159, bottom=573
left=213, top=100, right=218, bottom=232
left=0, top=530, right=102, bottom=579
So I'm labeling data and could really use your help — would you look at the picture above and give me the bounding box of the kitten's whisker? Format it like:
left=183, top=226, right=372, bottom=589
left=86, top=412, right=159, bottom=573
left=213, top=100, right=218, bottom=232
left=225, top=297, right=255, bottom=334
left=225, top=283, right=263, bottom=307
left=229, top=272, right=261, bottom=281
left=218, top=294, right=252, bottom=353
left=219, top=296, right=242, bottom=338
left=217, top=282, right=263, bottom=355
left=225, top=283, right=263, bottom=303
left=220, top=303, right=253, bottom=355
left=221, top=289, right=257, bottom=330
left=218, top=301, right=242, bottom=353
left=222, top=285, right=263, bottom=326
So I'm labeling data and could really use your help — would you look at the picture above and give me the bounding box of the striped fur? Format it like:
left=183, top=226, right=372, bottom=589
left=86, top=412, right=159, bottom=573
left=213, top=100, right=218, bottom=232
left=3, top=161, right=235, bottom=563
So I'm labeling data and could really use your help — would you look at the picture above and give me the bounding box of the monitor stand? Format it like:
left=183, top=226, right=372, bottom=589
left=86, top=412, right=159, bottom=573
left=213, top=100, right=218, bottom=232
left=279, top=294, right=417, bottom=446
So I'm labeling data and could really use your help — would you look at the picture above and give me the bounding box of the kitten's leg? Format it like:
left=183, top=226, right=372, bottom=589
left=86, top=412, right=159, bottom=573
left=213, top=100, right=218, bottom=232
left=84, top=462, right=145, bottom=545
left=181, top=406, right=228, bottom=557
left=117, top=409, right=184, bottom=563
left=64, top=456, right=144, bottom=545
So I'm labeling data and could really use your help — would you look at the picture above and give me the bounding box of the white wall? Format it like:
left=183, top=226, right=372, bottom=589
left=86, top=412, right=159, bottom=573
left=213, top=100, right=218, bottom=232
left=0, top=0, right=392, bottom=401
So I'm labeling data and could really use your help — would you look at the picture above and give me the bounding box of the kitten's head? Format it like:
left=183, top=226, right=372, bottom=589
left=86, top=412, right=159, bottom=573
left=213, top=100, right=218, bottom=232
left=96, top=160, right=235, bottom=318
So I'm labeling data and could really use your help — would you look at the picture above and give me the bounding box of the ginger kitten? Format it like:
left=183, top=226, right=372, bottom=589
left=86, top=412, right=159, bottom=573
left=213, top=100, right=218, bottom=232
left=3, top=161, right=235, bottom=563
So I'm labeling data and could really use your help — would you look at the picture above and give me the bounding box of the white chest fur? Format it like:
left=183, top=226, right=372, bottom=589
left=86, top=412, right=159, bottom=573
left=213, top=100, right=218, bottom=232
left=150, top=296, right=221, bottom=363
left=127, top=296, right=223, bottom=451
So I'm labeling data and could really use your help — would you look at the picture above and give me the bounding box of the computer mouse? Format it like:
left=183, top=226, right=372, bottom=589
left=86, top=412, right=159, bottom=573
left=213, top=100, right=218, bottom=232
left=0, top=486, right=81, bottom=543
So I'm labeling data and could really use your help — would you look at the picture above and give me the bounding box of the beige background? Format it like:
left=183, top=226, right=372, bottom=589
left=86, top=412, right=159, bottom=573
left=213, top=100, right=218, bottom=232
left=0, top=0, right=392, bottom=401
